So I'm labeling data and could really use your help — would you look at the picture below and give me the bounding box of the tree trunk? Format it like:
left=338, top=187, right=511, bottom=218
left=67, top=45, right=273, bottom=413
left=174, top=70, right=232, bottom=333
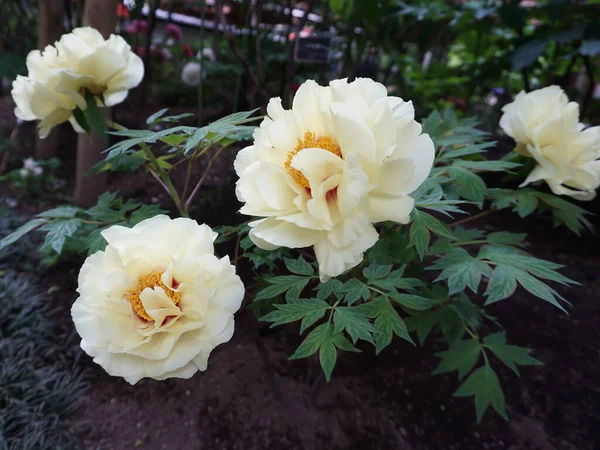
left=73, top=0, right=118, bottom=206
left=35, top=0, right=64, bottom=160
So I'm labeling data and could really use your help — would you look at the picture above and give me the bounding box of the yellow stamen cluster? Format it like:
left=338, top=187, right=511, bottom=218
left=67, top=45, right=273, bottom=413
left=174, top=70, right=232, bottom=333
left=284, top=131, right=342, bottom=189
left=125, top=271, right=181, bottom=322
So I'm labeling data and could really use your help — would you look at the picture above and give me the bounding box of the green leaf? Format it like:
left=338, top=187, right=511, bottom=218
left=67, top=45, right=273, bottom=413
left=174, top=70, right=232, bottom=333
left=331, top=333, right=361, bottom=352
left=73, top=107, right=91, bottom=134
left=433, top=339, right=482, bottom=379
left=512, top=39, right=548, bottom=71
left=487, top=232, right=527, bottom=247
left=333, top=307, right=376, bottom=344
left=454, top=365, right=508, bottom=423
left=289, top=323, right=331, bottom=360
left=0, top=218, right=47, bottom=251
left=448, top=166, right=486, bottom=205
left=388, top=292, right=433, bottom=311
left=86, top=227, right=110, bottom=255
left=40, top=219, right=82, bottom=253
left=484, top=265, right=518, bottom=303
left=363, top=262, right=393, bottom=281
left=341, top=279, right=371, bottom=306
left=320, top=339, right=337, bottom=382
left=454, top=160, right=520, bottom=172
left=146, top=108, right=169, bottom=125
left=260, top=298, right=329, bottom=330
left=409, top=213, right=430, bottom=260
left=284, top=256, right=314, bottom=276
left=37, top=206, right=80, bottom=219
left=429, top=248, right=491, bottom=295
left=314, top=279, right=344, bottom=301
left=418, top=211, right=456, bottom=240
left=483, top=332, right=543, bottom=376
left=84, top=92, right=107, bottom=139
left=129, top=204, right=167, bottom=226
left=374, top=298, right=413, bottom=353
left=254, top=275, right=311, bottom=302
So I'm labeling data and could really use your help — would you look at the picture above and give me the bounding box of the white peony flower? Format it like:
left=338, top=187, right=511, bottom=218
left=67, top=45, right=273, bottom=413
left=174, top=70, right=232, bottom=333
left=500, top=85, right=582, bottom=155
left=12, top=27, right=144, bottom=138
left=500, top=85, right=600, bottom=200
left=520, top=125, right=600, bottom=200
left=71, top=215, right=244, bottom=384
left=234, top=78, right=434, bottom=281
left=181, top=61, right=202, bottom=87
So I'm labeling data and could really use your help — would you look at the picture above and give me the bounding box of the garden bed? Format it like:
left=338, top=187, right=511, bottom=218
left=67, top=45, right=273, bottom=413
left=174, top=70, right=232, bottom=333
left=3, top=184, right=596, bottom=450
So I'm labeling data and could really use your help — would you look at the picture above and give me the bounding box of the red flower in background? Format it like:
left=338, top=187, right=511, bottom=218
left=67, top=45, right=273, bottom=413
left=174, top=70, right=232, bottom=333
left=165, top=23, right=183, bottom=42
left=116, top=3, right=129, bottom=18
left=126, top=20, right=148, bottom=35
left=183, top=44, right=193, bottom=58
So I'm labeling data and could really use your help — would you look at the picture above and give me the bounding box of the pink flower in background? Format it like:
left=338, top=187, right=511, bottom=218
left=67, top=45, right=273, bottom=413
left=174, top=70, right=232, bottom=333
left=183, top=44, right=193, bottom=58
left=165, top=23, right=183, bottom=41
left=126, top=19, right=148, bottom=35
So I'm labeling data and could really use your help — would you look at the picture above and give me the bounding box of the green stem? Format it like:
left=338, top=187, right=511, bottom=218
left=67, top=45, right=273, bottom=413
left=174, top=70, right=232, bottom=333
left=452, top=240, right=488, bottom=247
left=105, top=117, right=188, bottom=218
left=450, top=209, right=497, bottom=228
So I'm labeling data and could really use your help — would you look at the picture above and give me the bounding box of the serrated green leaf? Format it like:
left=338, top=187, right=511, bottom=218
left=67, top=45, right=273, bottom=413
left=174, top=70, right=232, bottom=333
left=454, top=364, right=508, bottom=423
left=289, top=323, right=330, bottom=360
left=483, top=332, right=543, bottom=376
left=433, top=339, right=482, bottom=379
left=254, top=275, right=310, bottom=302
left=484, top=265, right=518, bottom=303
left=146, top=108, right=169, bottom=125
left=332, top=332, right=361, bottom=352
left=373, top=298, right=413, bottom=353
left=333, top=307, right=376, bottom=344
left=37, top=206, right=80, bottom=219
left=418, top=211, right=456, bottom=240
left=429, top=248, right=491, bottom=295
left=320, top=339, right=337, bottom=382
left=363, top=262, right=393, bottom=281
left=342, top=279, right=370, bottom=305
left=284, top=256, right=314, bottom=276
left=86, top=227, right=110, bottom=255
left=40, top=219, right=82, bottom=253
left=487, top=232, right=527, bottom=247
left=314, top=279, right=344, bottom=301
left=0, top=218, right=47, bottom=251
left=260, top=298, right=329, bottom=329
left=409, top=214, right=430, bottom=260
left=388, top=292, right=433, bottom=311
left=449, top=166, right=486, bottom=205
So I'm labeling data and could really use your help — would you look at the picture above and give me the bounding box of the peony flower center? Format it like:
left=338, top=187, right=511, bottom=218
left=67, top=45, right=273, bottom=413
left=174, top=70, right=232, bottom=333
left=125, top=271, right=181, bottom=322
left=285, top=131, right=342, bottom=189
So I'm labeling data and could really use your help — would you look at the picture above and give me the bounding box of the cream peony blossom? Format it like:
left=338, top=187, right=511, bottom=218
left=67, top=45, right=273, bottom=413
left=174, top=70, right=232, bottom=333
left=234, top=78, right=434, bottom=281
left=500, top=86, right=600, bottom=200
left=71, top=215, right=244, bottom=384
left=12, top=27, right=144, bottom=138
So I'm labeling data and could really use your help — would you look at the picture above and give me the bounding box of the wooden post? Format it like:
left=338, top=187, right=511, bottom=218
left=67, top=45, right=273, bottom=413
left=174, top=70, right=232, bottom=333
left=35, top=0, right=64, bottom=160
left=72, top=0, right=119, bottom=206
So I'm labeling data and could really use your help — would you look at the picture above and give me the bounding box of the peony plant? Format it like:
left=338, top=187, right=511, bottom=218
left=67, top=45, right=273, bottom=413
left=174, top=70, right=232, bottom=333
left=3, top=27, right=599, bottom=422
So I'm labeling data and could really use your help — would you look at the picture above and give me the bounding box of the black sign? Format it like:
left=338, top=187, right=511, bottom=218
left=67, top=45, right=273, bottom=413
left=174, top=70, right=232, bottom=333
left=294, top=35, right=331, bottom=63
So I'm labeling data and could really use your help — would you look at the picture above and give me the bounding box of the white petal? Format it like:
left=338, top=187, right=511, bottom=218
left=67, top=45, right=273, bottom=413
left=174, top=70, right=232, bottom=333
left=315, top=215, right=378, bottom=281
left=368, top=195, right=414, bottom=224
left=330, top=103, right=376, bottom=163
left=249, top=218, right=322, bottom=249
